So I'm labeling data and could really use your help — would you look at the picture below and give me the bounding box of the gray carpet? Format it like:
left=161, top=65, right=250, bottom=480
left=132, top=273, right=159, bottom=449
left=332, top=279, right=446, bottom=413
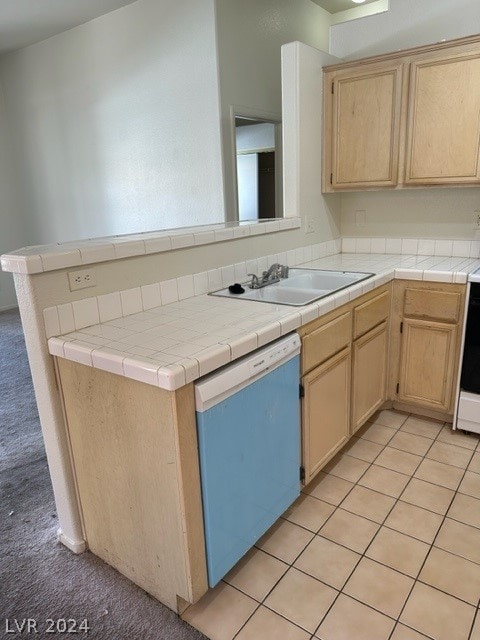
left=0, top=308, right=206, bottom=639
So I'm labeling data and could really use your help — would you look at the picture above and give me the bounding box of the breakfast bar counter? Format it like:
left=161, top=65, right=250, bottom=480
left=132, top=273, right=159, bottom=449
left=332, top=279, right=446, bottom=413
left=45, top=251, right=480, bottom=391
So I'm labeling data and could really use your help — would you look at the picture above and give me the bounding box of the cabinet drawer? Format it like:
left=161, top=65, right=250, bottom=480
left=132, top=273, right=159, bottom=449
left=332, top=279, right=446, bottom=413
left=302, top=312, right=351, bottom=374
left=354, top=290, right=390, bottom=339
left=404, top=288, right=461, bottom=323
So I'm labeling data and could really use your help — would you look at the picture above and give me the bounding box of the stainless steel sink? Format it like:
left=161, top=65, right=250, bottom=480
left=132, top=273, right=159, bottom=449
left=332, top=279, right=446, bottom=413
left=210, top=268, right=374, bottom=306
left=279, top=269, right=370, bottom=291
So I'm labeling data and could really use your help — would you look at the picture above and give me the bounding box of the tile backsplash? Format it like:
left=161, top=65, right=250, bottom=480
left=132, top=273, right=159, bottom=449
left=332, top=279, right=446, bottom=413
left=43, top=235, right=480, bottom=340
left=43, top=239, right=341, bottom=339
left=342, top=237, right=480, bottom=258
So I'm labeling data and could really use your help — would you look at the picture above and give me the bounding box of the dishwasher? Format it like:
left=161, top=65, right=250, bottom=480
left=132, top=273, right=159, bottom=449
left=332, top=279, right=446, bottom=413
left=195, top=333, right=301, bottom=587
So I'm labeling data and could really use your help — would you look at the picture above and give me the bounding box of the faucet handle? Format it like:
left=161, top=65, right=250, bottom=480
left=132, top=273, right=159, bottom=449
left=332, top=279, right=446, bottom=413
left=247, top=273, right=260, bottom=289
left=263, top=263, right=281, bottom=280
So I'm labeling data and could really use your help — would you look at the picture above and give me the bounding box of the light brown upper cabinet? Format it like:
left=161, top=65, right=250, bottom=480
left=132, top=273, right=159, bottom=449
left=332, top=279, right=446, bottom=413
left=405, top=52, right=480, bottom=184
left=325, top=63, right=404, bottom=190
left=323, top=34, right=480, bottom=192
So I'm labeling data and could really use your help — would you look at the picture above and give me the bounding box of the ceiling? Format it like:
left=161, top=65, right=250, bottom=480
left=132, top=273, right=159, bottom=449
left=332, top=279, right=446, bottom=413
left=311, top=0, right=380, bottom=14
left=0, top=0, right=138, bottom=55
left=0, top=0, right=383, bottom=56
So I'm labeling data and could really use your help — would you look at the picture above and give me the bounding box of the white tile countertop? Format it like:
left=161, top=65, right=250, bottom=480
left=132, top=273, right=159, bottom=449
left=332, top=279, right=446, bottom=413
left=0, top=218, right=299, bottom=274
left=47, top=252, right=480, bottom=391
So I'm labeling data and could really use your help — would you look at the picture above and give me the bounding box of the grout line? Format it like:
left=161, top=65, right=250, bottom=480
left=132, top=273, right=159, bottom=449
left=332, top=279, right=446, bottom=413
left=467, top=599, right=480, bottom=640
left=194, top=413, right=480, bottom=640
left=415, top=576, right=480, bottom=608
left=309, top=412, right=414, bottom=636
left=317, top=414, right=478, bottom=639
left=248, top=451, right=381, bottom=637
left=389, top=621, right=436, bottom=640
left=315, top=592, right=399, bottom=638
left=230, top=510, right=344, bottom=639
left=388, top=434, right=477, bottom=637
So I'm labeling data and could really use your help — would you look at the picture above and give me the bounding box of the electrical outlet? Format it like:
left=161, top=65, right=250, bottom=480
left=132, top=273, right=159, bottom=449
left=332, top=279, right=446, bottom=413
left=474, top=211, right=480, bottom=229
left=68, top=268, right=97, bottom=291
left=305, top=216, right=315, bottom=234
left=355, top=210, right=366, bottom=228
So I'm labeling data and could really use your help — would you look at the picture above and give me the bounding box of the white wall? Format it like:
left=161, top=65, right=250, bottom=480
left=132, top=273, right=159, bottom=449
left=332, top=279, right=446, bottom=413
left=237, top=154, right=259, bottom=220
left=282, top=42, right=341, bottom=240
left=236, top=123, right=275, bottom=152
left=215, top=0, right=332, bottom=223
left=0, top=0, right=225, bottom=246
left=0, top=79, right=24, bottom=309
left=0, top=0, right=334, bottom=309
left=330, top=0, right=388, bottom=27
left=236, top=122, right=275, bottom=221
left=330, top=0, right=480, bottom=240
left=341, top=189, right=480, bottom=240
left=330, top=0, right=480, bottom=60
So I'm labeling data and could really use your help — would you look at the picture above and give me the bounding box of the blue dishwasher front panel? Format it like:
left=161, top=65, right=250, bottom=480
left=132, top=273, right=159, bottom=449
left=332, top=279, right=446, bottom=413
left=196, top=355, right=300, bottom=587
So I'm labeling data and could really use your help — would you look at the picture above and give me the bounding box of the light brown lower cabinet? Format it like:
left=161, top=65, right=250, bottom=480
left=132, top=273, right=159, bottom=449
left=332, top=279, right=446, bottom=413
left=351, top=320, right=388, bottom=433
left=397, top=318, right=457, bottom=412
left=301, top=347, right=351, bottom=485
left=299, top=283, right=391, bottom=485
left=52, top=278, right=469, bottom=614
left=391, top=280, right=466, bottom=417
left=55, top=358, right=208, bottom=612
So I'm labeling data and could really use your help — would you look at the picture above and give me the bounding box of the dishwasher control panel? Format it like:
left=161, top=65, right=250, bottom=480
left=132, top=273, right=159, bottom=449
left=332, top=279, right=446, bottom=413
left=195, top=333, right=301, bottom=412
left=248, top=334, right=301, bottom=377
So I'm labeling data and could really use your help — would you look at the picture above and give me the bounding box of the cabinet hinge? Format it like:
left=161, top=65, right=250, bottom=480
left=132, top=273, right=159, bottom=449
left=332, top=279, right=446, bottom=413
left=396, top=382, right=400, bottom=394
left=400, top=321, right=403, bottom=334
left=330, top=173, right=333, bottom=184
left=331, top=82, right=334, bottom=94
left=299, top=383, right=305, bottom=398
left=300, top=466, right=305, bottom=483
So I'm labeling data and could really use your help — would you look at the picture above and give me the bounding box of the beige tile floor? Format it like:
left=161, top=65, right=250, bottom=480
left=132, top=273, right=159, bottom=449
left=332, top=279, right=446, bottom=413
left=182, top=409, right=480, bottom=640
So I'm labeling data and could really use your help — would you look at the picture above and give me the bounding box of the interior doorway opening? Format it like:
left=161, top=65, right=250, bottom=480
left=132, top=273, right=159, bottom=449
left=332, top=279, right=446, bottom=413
left=233, top=115, right=282, bottom=221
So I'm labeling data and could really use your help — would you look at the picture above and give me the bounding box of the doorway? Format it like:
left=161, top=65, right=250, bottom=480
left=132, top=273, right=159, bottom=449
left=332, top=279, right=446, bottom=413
left=233, top=114, right=282, bottom=221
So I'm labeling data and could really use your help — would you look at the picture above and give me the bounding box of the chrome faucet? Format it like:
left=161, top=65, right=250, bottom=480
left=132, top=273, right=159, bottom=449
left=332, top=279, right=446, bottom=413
left=247, top=264, right=289, bottom=289
left=247, top=273, right=261, bottom=289
left=262, top=263, right=282, bottom=283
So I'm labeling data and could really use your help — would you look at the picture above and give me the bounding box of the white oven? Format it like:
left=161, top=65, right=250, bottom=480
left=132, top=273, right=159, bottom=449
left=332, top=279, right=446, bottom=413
left=455, top=267, right=480, bottom=434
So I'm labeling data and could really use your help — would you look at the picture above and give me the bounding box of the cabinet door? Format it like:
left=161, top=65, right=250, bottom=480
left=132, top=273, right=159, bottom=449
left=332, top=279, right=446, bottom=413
left=398, top=318, right=457, bottom=412
left=302, top=348, right=350, bottom=485
left=352, top=321, right=388, bottom=434
left=405, top=52, right=480, bottom=184
left=328, top=64, right=403, bottom=189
